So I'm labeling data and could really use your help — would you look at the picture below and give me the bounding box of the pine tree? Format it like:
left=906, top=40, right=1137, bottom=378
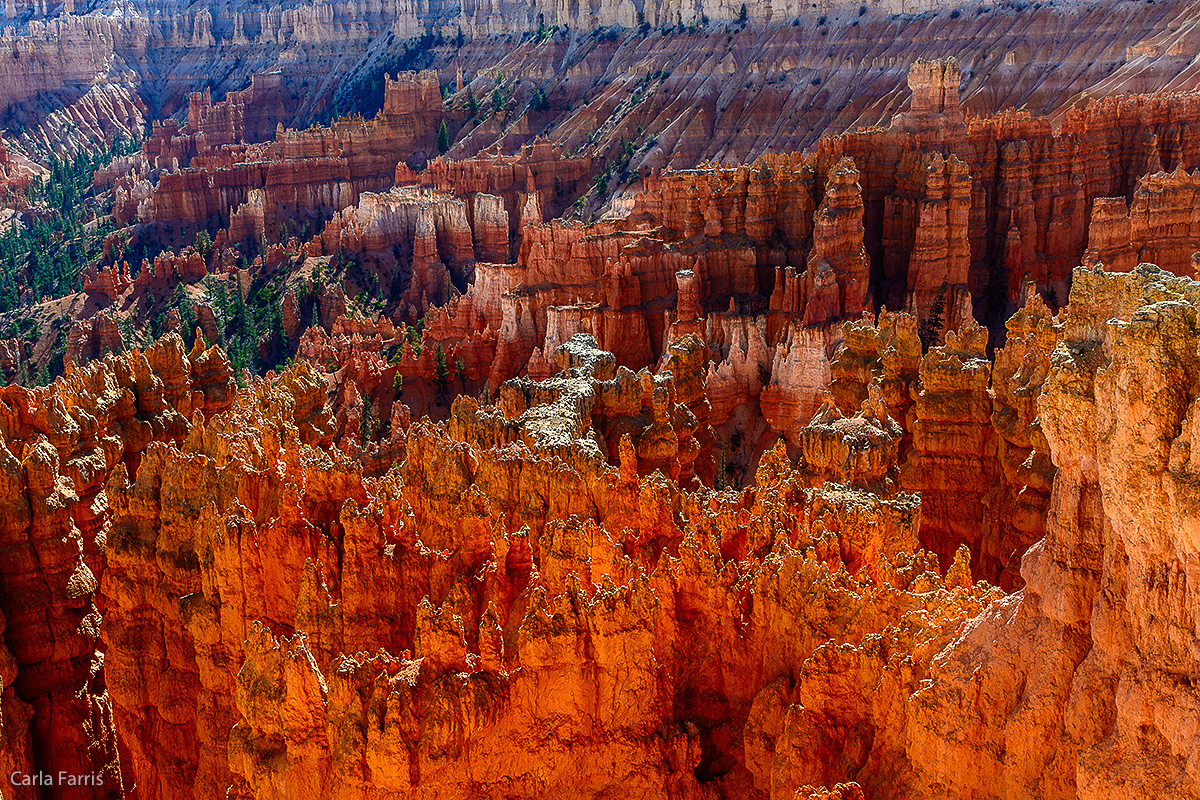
left=918, top=281, right=950, bottom=352
left=360, top=402, right=375, bottom=445
left=434, top=343, right=449, bottom=393
left=437, top=120, right=451, bottom=153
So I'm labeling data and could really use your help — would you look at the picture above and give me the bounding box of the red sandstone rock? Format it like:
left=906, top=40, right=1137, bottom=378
left=760, top=324, right=836, bottom=440
left=808, top=158, right=871, bottom=320
left=20, top=32, right=1200, bottom=800
left=893, top=152, right=972, bottom=321
left=82, top=262, right=132, bottom=301
left=984, top=280, right=1063, bottom=587
left=0, top=138, right=40, bottom=205
left=829, top=309, right=922, bottom=428
left=900, top=316, right=998, bottom=573
left=0, top=334, right=234, bottom=799
left=795, top=384, right=903, bottom=492
left=87, top=329, right=998, bottom=800
left=134, top=71, right=453, bottom=247
left=281, top=288, right=301, bottom=342
left=139, top=73, right=291, bottom=172
left=64, top=312, right=126, bottom=368
left=411, top=139, right=593, bottom=226
left=0, top=338, right=22, bottom=384
left=471, top=192, right=510, bottom=263
left=877, top=264, right=1200, bottom=799
left=1084, top=167, right=1200, bottom=277
left=6, top=258, right=1200, bottom=800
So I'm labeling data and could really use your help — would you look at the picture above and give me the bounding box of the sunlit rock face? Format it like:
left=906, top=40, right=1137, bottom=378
left=93, top=330, right=998, bottom=800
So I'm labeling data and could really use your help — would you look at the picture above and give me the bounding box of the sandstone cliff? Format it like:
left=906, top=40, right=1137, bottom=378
left=874, top=264, right=1200, bottom=799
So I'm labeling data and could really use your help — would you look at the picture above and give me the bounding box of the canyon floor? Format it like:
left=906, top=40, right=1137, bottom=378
left=3, top=0, right=1200, bottom=798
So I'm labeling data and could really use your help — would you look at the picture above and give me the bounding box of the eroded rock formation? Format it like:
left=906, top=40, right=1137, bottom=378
left=877, top=264, right=1200, bottom=798
left=95, top=330, right=1000, bottom=800
left=0, top=334, right=235, bottom=799
left=2, top=259, right=1200, bottom=799
left=10, top=0, right=1200, bottom=792
left=121, top=71, right=453, bottom=250
left=1085, top=167, right=1200, bottom=277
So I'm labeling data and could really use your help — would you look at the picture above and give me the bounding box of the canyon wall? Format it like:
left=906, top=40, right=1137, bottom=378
left=113, top=56, right=1200, bottom=388
left=8, top=0, right=1200, bottom=790
left=0, top=264, right=1177, bottom=799
left=9, top=0, right=1200, bottom=173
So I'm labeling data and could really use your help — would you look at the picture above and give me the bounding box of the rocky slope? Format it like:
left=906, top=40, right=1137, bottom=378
left=0, top=334, right=235, bottom=798
left=9, top=0, right=1200, bottom=166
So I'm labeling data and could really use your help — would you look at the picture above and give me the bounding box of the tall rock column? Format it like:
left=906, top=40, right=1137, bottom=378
left=905, top=153, right=972, bottom=320
left=900, top=318, right=998, bottom=572
left=472, top=192, right=510, bottom=263
left=982, top=282, right=1059, bottom=587
left=995, top=140, right=1037, bottom=303
left=408, top=204, right=450, bottom=309
left=908, top=57, right=962, bottom=116
left=808, top=158, right=871, bottom=321
left=760, top=325, right=833, bottom=441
